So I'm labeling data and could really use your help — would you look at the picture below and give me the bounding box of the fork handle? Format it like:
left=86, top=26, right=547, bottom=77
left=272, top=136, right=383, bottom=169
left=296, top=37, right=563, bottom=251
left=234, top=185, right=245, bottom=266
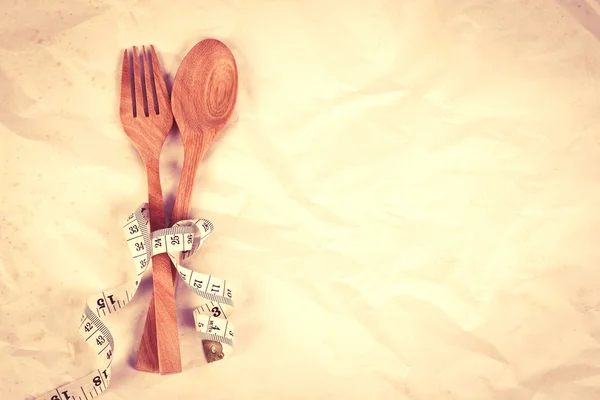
left=138, top=159, right=182, bottom=374
left=135, top=260, right=180, bottom=373
left=146, top=252, right=181, bottom=373
left=136, top=147, right=205, bottom=372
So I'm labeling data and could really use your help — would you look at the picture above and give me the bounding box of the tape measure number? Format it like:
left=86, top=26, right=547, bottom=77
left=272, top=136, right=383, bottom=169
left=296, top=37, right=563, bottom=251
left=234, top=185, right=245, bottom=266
left=32, top=203, right=235, bottom=400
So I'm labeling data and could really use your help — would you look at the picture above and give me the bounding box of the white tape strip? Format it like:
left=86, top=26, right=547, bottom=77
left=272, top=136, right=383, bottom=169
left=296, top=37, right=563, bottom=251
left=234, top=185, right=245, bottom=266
left=32, top=203, right=235, bottom=400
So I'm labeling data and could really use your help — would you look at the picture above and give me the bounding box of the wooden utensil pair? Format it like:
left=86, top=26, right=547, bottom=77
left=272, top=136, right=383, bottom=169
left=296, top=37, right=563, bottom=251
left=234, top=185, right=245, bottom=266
left=118, top=40, right=238, bottom=375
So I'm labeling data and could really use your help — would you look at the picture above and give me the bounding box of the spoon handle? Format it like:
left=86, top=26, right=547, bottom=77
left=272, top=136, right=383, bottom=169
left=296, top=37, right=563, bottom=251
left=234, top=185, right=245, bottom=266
left=172, top=147, right=203, bottom=222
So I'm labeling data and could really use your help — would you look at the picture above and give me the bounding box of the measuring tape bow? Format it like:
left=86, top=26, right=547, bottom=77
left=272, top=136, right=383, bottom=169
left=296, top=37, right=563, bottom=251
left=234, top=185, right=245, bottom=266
left=32, top=203, right=235, bottom=400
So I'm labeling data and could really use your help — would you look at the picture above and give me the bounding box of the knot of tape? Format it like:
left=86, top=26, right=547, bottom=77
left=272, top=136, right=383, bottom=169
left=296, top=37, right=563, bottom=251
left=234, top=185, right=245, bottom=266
left=32, top=203, right=235, bottom=400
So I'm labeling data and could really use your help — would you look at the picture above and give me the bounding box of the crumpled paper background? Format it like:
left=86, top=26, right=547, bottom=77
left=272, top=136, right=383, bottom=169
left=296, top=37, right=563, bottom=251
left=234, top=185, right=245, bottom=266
left=2, top=0, right=600, bottom=398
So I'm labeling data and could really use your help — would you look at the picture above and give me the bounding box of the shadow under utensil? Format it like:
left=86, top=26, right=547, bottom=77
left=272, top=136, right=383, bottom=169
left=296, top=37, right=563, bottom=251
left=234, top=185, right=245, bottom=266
left=126, top=274, right=155, bottom=368
left=179, top=305, right=203, bottom=370
left=164, top=71, right=174, bottom=94
left=179, top=305, right=197, bottom=329
left=164, top=190, right=177, bottom=225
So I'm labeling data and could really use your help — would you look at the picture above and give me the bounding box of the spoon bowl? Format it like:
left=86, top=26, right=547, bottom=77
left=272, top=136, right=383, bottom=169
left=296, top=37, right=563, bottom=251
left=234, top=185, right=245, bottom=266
left=172, top=39, right=238, bottom=150
left=170, top=38, right=239, bottom=223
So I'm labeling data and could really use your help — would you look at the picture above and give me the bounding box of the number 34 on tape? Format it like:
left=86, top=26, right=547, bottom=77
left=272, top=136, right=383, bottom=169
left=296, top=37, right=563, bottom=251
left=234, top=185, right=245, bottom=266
left=31, top=203, right=236, bottom=400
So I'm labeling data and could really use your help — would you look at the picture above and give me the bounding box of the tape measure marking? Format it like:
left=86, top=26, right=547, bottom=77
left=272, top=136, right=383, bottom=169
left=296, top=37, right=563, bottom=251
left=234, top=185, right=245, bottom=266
left=32, top=203, right=235, bottom=400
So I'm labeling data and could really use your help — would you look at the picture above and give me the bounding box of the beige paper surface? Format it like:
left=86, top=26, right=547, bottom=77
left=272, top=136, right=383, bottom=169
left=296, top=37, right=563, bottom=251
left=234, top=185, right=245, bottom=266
left=3, top=0, right=600, bottom=398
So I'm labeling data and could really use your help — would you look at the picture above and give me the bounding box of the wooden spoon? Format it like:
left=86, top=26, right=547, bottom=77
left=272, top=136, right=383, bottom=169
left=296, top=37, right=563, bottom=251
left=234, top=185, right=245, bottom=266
left=135, top=38, right=239, bottom=373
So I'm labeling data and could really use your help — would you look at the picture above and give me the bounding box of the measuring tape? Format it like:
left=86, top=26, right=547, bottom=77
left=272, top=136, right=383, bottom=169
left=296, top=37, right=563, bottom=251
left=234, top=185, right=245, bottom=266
left=32, top=203, right=235, bottom=400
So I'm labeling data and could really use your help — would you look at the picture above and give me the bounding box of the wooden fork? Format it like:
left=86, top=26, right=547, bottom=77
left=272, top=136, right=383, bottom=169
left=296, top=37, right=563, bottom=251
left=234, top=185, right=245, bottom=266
left=119, top=45, right=182, bottom=374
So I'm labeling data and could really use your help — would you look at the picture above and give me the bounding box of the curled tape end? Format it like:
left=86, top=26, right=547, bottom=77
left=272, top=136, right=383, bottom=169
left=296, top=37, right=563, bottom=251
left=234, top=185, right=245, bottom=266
left=202, top=339, right=233, bottom=363
left=34, top=203, right=233, bottom=400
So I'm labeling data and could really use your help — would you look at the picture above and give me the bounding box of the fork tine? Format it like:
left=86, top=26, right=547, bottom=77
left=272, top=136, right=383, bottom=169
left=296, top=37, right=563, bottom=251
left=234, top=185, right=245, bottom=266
left=132, top=46, right=146, bottom=117
left=120, top=49, right=133, bottom=117
left=142, top=46, right=157, bottom=115
left=149, top=45, right=169, bottom=112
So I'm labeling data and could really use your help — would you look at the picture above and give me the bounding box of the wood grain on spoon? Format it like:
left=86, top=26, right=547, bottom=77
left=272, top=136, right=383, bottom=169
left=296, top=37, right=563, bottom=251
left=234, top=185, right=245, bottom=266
left=135, top=38, right=238, bottom=373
